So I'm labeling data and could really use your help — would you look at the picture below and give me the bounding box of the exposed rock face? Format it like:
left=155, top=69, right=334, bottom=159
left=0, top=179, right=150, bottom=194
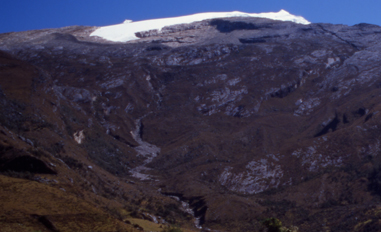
left=73, top=130, right=85, bottom=144
left=2, top=17, right=381, bottom=231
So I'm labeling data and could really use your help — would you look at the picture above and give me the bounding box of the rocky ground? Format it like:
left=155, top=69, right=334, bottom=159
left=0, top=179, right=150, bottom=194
left=1, top=17, right=381, bottom=231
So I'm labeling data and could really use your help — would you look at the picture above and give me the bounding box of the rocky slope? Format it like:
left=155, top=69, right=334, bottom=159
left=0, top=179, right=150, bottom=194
left=2, top=16, right=381, bottom=231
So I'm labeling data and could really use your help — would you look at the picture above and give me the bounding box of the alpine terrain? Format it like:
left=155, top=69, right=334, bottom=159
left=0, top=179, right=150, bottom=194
left=1, top=9, right=381, bottom=231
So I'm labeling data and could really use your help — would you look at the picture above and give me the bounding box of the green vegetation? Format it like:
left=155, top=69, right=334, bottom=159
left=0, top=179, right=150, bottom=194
left=127, top=218, right=163, bottom=232
left=161, top=225, right=183, bottom=232
left=261, top=217, right=298, bottom=232
left=262, top=217, right=283, bottom=232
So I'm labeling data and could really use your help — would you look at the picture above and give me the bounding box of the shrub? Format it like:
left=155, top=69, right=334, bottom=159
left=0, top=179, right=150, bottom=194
left=262, top=217, right=283, bottom=232
left=261, top=218, right=299, bottom=232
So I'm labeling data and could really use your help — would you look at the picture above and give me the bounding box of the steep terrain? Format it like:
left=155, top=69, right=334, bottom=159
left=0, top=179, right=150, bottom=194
left=1, top=15, right=381, bottom=231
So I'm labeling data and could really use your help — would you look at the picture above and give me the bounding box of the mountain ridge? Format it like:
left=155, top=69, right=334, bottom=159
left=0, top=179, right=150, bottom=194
left=1, top=15, right=381, bottom=231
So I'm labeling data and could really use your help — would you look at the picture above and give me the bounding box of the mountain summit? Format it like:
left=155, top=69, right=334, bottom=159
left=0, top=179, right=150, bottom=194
left=1, top=11, right=381, bottom=232
left=91, top=10, right=310, bottom=42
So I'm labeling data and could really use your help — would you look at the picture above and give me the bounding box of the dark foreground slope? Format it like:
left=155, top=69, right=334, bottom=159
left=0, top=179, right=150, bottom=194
left=2, top=18, right=381, bottom=231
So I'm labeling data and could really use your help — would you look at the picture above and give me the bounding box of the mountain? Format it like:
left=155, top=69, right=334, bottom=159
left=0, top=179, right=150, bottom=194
left=1, top=10, right=381, bottom=232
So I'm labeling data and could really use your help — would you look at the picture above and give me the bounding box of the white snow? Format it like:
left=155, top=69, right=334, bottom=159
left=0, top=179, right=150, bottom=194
left=91, top=9, right=310, bottom=42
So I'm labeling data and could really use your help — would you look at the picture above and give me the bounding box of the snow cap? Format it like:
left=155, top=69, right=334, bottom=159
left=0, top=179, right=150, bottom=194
left=91, top=10, right=310, bottom=42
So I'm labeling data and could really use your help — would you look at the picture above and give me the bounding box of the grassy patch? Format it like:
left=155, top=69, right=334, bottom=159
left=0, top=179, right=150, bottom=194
left=127, top=218, right=163, bottom=232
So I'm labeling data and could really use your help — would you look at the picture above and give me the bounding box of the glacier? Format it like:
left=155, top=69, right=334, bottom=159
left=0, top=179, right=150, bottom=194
left=90, top=9, right=310, bottom=42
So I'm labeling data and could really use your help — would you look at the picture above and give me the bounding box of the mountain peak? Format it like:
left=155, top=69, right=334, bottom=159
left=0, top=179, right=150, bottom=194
left=90, top=10, right=310, bottom=42
left=4, top=5, right=381, bottom=232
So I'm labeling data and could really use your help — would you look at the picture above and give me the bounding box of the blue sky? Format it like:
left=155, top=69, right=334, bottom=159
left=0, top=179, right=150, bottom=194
left=1, top=0, right=381, bottom=33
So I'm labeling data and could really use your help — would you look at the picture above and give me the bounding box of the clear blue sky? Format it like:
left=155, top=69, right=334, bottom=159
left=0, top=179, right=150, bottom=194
left=1, top=0, right=381, bottom=33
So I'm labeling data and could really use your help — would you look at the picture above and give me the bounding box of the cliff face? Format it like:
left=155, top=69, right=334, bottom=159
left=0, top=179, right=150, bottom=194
left=2, top=17, right=381, bottom=231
